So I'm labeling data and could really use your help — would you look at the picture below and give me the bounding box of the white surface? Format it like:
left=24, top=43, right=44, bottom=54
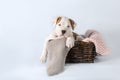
left=0, top=0, right=120, bottom=80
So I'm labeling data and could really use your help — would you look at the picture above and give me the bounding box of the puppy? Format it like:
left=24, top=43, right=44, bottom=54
left=40, top=16, right=78, bottom=63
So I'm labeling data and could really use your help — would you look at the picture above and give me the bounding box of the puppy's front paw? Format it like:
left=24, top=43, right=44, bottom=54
left=40, top=54, right=46, bottom=63
left=66, top=37, right=74, bottom=48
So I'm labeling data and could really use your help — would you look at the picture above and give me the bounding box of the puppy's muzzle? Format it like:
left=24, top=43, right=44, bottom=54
left=62, top=30, right=66, bottom=35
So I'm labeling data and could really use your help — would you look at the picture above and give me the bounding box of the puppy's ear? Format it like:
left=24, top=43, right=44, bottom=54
left=69, top=19, right=76, bottom=30
left=54, top=16, right=62, bottom=25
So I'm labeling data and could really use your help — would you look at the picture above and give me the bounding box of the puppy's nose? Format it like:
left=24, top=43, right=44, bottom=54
left=62, top=30, right=66, bottom=34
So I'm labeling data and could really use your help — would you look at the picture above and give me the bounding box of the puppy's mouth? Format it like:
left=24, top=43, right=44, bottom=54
left=60, top=34, right=65, bottom=36
left=59, top=34, right=66, bottom=37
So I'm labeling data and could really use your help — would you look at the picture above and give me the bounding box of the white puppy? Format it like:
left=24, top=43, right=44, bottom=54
left=40, top=16, right=77, bottom=63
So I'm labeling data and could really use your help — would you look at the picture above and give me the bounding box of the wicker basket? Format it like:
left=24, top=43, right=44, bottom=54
left=66, top=41, right=97, bottom=63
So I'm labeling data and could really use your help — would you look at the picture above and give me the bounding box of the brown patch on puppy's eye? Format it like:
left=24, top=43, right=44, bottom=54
left=67, top=26, right=70, bottom=28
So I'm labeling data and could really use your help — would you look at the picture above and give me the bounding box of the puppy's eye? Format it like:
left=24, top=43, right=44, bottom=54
left=58, top=24, right=61, bottom=26
left=67, top=26, right=70, bottom=28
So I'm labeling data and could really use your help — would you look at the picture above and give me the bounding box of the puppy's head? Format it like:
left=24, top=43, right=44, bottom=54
left=54, top=16, right=76, bottom=37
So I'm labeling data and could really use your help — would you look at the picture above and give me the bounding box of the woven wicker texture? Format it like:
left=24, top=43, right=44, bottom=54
left=66, top=41, right=97, bottom=63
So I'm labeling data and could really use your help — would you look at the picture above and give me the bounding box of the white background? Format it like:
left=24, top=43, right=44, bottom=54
left=0, top=0, right=120, bottom=80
